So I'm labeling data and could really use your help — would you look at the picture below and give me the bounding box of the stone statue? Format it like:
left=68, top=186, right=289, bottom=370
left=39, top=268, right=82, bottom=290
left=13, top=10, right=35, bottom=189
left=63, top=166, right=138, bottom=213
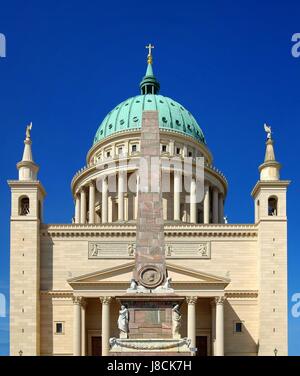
left=163, top=276, right=172, bottom=289
left=127, top=243, right=135, bottom=256
left=153, top=276, right=174, bottom=293
left=129, top=278, right=137, bottom=290
left=126, top=278, right=150, bottom=293
left=165, top=244, right=172, bottom=257
left=26, top=122, right=32, bottom=139
left=118, top=305, right=129, bottom=337
left=172, top=304, right=181, bottom=339
left=264, top=123, right=272, bottom=139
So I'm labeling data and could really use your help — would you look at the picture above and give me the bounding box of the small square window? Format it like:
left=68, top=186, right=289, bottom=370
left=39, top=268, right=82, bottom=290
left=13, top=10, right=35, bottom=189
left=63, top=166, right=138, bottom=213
left=55, top=322, right=64, bottom=334
left=132, top=144, right=137, bottom=152
left=235, top=322, right=243, bottom=333
left=162, top=145, right=167, bottom=152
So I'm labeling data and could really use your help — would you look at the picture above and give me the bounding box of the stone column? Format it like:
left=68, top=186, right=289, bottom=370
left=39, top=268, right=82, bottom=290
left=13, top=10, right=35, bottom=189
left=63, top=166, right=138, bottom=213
left=211, top=299, right=216, bottom=356
left=186, top=296, right=198, bottom=354
left=218, top=193, right=224, bottom=223
left=190, top=178, right=197, bottom=223
left=212, top=187, right=219, bottom=224
left=100, top=297, right=112, bottom=356
left=174, top=171, right=181, bottom=221
left=215, top=296, right=225, bottom=356
left=169, top=139, right=175, bottom=156
left=81, top=299, right=87, bottom=356
left=204, top=184, right=210, bottom=224
left=183, top=145, right=188, bottom=157
left=124, top=195, right=129, bottom=221
left=75, top=194, right=80, bottom=224
left=108, top=196, right=113, bottom=222
left=89, top=181, right=95, bottom=224
left=111, top=143, right=116, bottom=158
left=102, top=176, right=108, bottom=223
left=80, top=188, right=86, bottom=224
left=118, top=171, right=125, bottom=221
left=73, top=296, right=82, bottom=356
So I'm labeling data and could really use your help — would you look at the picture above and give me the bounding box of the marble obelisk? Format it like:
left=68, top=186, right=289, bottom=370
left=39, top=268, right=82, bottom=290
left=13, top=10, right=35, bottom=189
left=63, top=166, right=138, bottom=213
left=134, top=110, right=167, bottom=290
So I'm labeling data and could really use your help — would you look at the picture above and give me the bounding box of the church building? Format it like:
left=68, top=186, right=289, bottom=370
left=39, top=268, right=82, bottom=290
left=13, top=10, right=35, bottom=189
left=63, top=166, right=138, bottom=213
left=8, top=47, right=289, bottom=356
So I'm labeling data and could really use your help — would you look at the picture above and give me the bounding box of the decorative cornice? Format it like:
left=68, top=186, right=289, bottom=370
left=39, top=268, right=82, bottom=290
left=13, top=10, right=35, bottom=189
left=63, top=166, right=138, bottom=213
left=251, top=180, right=291, bottom=197
left=225, top=290, right=258, bottom=299
left=40, top=290, right=73, bottom=298
left=7, top=179, right=47, bottom=196
left=40, top=223, right=257, bottom=238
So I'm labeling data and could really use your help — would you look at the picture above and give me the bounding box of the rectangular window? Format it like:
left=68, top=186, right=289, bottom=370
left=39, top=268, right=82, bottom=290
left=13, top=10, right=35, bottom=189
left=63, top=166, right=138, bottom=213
left=118, top=147, right=123, bottom=155
left=132, top=144, right=137, bottom=152
left=176, top=147, right=181, bottom=155
left=106, top=151, right=111, bottom=158
left=55, top=322, right=64, bottom=334
left=188, top=151, right=193, bottom=157
left=234, top=322, right=243, bottom=333
left=162, top=144, right=167, bottom=152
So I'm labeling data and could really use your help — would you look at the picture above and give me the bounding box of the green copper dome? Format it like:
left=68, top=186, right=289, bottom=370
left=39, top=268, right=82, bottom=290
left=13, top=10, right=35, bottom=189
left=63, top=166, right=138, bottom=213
left=93, top=94, right=206, bottom=145
left=93, top=58, right=206, bottom=145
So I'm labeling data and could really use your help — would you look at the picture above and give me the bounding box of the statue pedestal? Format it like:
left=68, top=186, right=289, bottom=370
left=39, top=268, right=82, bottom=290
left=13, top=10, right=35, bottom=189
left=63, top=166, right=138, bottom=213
left=109, top=338, right=191, bottom=356
left=119, top=331, right=128, bottom=339
left=116, top=294, right=184, bottom=339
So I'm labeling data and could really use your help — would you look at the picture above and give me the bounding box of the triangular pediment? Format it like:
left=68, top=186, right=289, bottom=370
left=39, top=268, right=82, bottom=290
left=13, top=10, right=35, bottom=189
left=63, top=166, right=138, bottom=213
left=68, top=262, right=135, bottom=285
left=68, top=262, right=230, bottom=287
left=166, top=263, right=230, bottom=284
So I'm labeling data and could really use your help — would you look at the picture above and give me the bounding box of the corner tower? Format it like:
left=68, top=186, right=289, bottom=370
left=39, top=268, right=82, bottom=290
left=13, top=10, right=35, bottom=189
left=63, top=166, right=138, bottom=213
left=251, top=124, right=290, bottom=356
left=8, top=124, right=46, bottom=355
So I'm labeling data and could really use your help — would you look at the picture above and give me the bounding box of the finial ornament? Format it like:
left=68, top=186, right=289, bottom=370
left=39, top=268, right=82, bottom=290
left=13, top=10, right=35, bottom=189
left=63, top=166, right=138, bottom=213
left=145, top=43, right=154, bottom=64
left=26, top=122, right=32, bottom=140
left=264, top=123, right=272, bottom=140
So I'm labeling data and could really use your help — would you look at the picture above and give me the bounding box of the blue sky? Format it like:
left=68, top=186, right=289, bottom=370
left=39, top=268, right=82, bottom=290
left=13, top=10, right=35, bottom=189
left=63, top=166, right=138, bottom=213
left=0, top=0, right=299, bottom=355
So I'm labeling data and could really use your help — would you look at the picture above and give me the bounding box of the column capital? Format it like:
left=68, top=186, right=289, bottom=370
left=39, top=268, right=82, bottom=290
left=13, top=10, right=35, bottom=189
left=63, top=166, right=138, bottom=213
left=215, top=296, right=226, bottom=305
left=100, top=296, right=112, bottom=305
left=73, top=296, right=84, bottom=305
left=88, top=180, right=95, bottom=187
left=186, top=296, right=198, bottom=305
left=174, top=169, right=182, bottom=177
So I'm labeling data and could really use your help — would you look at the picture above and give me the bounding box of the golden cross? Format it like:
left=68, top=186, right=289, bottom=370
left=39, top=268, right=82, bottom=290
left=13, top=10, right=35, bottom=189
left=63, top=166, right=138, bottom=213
left=145, top=43, right=154, bottom=64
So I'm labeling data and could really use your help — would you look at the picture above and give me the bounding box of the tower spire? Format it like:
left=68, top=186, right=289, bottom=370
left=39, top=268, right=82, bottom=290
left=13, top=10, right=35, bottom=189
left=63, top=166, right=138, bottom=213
left=259, top=123, right=281, bottom=181
left=17, top=122, right=39, bottom=181
left=22, top=122, right=33, bottom=162
left=140, top=43, right=160, bottom=95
